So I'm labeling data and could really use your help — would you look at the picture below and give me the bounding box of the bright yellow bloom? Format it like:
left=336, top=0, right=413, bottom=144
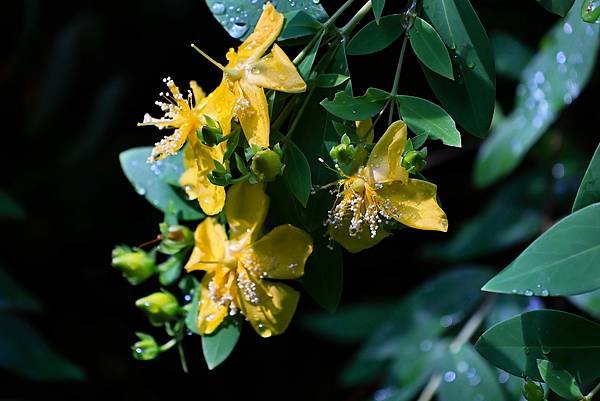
left=193, top=2, right=306, bottom=148
left=327, top=120, right=448, bottom=253
left=138, top=78, right=234, bottom=163
left=185, top=182, right=313, bottom=337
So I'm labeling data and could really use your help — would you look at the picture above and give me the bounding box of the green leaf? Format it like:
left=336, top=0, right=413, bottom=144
left=536, top=0, right=576, bottom=16
left=581, top=0, right=600, bottom=22
left=346, top=14, right=404, bottom=56
left=298, top=29, right=324, bottom=80
left=0, top=312, right=85, bottom=381
left=475, top=309, right=600, bottom=383
left=342, top=267, right=493, bottom=386
left=303, top=302, right=396, bottom=344
left=474, top=2, right=600, bottom=187
left=483, top=203, right=600, bottom=297
left=315, top=73, right=350, bottom=88
left=283, top=140, right=312, bottom=207
left=182, top=277, right=201, bottom=335
left=321, top=87, right=391, bottom=120
left=422, top=0, right=496, bottom=138
left=147, top=151, right=185, bottom=187
left=573, top=142, right=600, bottom=212
left=397, top=96, right=461, bottom=147
left=491, top=32, right=534, bottom=81
left=537, top=359, right=583, bottom=401
left=423, top=174, right=546, bottom=262
left=438, top=344, right=507, bottom=401
left=279, top=10, right=322, bottom=41
left=372, top=0, right=386, bottom=23
left=157, top=252, right=185, bottom=286
left=570, top=289, right=600, bottom=319
left=205, top=0, right=327, bottom=40
left=0, top=267, right=41, bottom=312
left=0, top=190, right=26, bottom=220
left=409, top=17, right=454, bottom=80
left=201, top=317, right=241, bottom=370
left=119, top=147, right=203, bottom=221
left=301, top=239, right=343, bottom=313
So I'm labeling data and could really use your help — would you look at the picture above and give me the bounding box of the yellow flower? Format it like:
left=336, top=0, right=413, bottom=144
left=192, top=2, right=306, bottom=148
left=138, top=78, right=234, bottom=163
left=185, top=182, right=313, bottom=337
left=327, top=120, right=448, bottom=253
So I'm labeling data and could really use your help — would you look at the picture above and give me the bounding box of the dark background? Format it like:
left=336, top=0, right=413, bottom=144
left=2, top=0, right=597, bottom=399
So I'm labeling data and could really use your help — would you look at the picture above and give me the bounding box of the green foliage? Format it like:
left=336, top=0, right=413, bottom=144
left=0, top=312, right=85, bottom=381
left=346, top=15, right=404, bottom=56
left=483, top=203, right=600, bottom=297
left=201, top=317, right=241, bottom=370
left=474, top=2, right=600, bottom=187
left=581, top=0, right=600, bottom=22
left=570, top=288, right=600, bottom=318
left=409, top=17, right=454, bottom=80
left=205, top=0, right=327, bottom=40
left=573, top=142, right=600, bottom=211
left=301, top=239, right=343, bottom=313
left=371, top=0, right=386, bottom=24
left=422, top=0, right=496, bottom=138
left=491, top=33, right=534, bottom=81
left=282, top=140, right=312, bottom=207
left=279, top=11, right=322, bottom=41
left=536, top=0, right=576, bottom=16
left=475, top=310, right=600, bottom=382
left=321, top=87, right=391, bottom=121
left=119, top=147, right=203, bottom=220
left=396, top=96, right=461, bottom=147
left=536, top=359, right=583, bottom=401
left=0, top=266, right=41, bottom=312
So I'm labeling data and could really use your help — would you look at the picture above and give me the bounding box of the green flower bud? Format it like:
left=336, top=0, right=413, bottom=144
left=159, top=223, right=194, bottom=255
left=329, top=143, right=355, bottom=165
left=401, top=149, right=427, bottom=173
left=111, top=246, right=156, bottom=285
left=131, top=332, right=160, bottom=361
left=135, top=291, right=180, bottom=326
left=251, top=149, right=283, bottom=182
left=522, top=379, right=545, bottom=401
left=197, top=115, right=224, bottom=146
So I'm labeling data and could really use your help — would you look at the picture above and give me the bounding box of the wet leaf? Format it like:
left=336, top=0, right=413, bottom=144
left=537, top=359, right=583, bottom=401
left=301, top=238, right=343, bottom=313
left=346, top=14, right=404, bottom=56
left=409, top=17, right=453, bottom=80
left=572, top=142, right=600, bottom=212
left=201, top=317, right=241, bottom=369
left=321, top=87, right=391, bottom=120
left=283, top=140, right=312, bottom=207
left=536, top=0, right=576, bottom=16
left=491, top=32, right=534, bottom=81
left=397, top=96, right=461, bottom=147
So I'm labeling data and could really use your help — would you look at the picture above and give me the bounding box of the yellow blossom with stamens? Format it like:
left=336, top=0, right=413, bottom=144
left=326, top=120, right=448, bottom=253
left=191, top=2, right=306, bottom=148
left=185, top=181, right=313, bottom=337
left=138, top=77, right=235, bottom=163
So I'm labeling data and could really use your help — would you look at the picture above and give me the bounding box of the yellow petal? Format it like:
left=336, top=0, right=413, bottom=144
left=237, top=3, right=284, bottom=62
left=235, top=80, right=270, bottom=147
left=201, top=81, right=236, bottom=136
left=375, top=179, right=448, bottom=232
left=356, top=119, right=374, bottom=143
left=225, top=181, right=269, bottom=248
left=367, top=120, right=409, bottom=183
left=180, top=139, right=226, bottom=215
left=236, top=276, right=300, bottom=338
left=241, top=225, right=313, bottom=279
left=245, top=44, right=306, bottom=93
left=328, top=217, right=390, bottom=253
left=197, top=272, right=229, bottom=335
left=190, top=80, right=206, bottom=103
left=185, top=217, right=228, bottom=272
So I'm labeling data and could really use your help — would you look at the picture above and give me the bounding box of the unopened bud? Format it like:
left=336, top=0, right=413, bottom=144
left=131, top=332, right=160, bottom=361
left=401, top=149, right=427, bottom=173
left=135, top=291, right=180, bottom=326
left=330, top=143, right=355, bottom=165
left=111, top=246, right=156, bottom=285
left=159, top=224, right=194, bottom=255
left=251, top=149, right=283, bottom=182
left=522, top=379, right=545, bottom=401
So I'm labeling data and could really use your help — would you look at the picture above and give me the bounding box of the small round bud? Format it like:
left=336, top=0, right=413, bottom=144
left=522, top=379, right=545, bottom=401
left=251, top=149, right=283, bottom=182
left=330, top=144, right=355, bottom=165
left=135, top=292, right=180, bottom=326
left=159, top=224, right=194, bottom=255
left=401, top=150, right=427, bottom=172
left=131, top=332, right=160, bottom=361
left=111, top=246, right=156, bottom=285
left=351, top=178, right=366, bottom=194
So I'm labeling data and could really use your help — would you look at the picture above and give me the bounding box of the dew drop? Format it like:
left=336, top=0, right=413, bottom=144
left=211, top=2, right=225, bottom=14
left=229, top=22, right=248, bottom=39
left=443, top=371, right=457, bottom=383
left=556, top=51, right=567, bottom=64
left=524, top=289, right=534, bottom=297
left=135, top=186, right=147, bottom=195
left=498, top=371, right=510, bottom=384
left=420, top=339, right=433, bottom=352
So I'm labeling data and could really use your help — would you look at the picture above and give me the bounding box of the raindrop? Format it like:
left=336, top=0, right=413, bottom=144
left=211, top=2, right=225, bottom=14
left=374, top=387, right=395, bottom=401
left=440, top=314, right=455, bottom=328
left=540, top=288, right=550, bottom=297
left=312, top=0, right=320, bottom=3
left=552, top=163, right=565, bottom=179
left=524, top=289, right=534, bottom=296
left=469, top=376, right=481, bottom=387
left=229, top=22, right=249, bottom=39
left=498, top=371, right=510, bottom=384
left=542, top=345, right=552, bottom=355
left=563, top=22, right=573, bottom=34
left=135, top=186, right=147, bottom=196
left=443, top=371, right=457, bottom=383
left=466, top=62, right=476, bottom=69
left=556, top=51, right=567, bottom=64
left=184, top=294, right=192, bottom=302
left=420, top=339, right=433, bottom=352
left=457, top=361, right=469, bottom=373
left=251, top=67, right=261, bottom=75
